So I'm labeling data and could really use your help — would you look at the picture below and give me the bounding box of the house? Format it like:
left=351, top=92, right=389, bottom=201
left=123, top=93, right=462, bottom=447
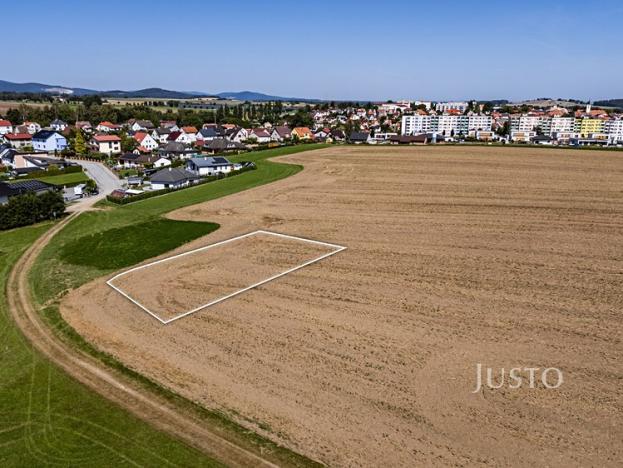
left=314, top=128, right=330, bottom=140
left=196, top=127, right=220, bottom=142
left=330, top=129, right=346, bottom=141
left=225, top=127, right=248, bottom=143
left=180, top=126, right=198, bottom=143
left=90, top=135, right=122, bottom=155
left=129, top=119, right=154, bottom=132
left=248, top=128, right=271, bottom=144
left=75, top=121, right=93, bottom=132
left=158, top=141, right=195, bottom=159
left=32, top=130, right=68, bottom=153
left=0, top=120, right=13, bottom=135
left=96, top=121, right=122, bottom=133
left=159, top=120, right=179, bottom=130
left=133, top=132, right=159, bottom=151
left=201, top=138, right=247, bottom=154
left=292, top=127, right=313, bottom=140
left=23, top=121, right=41, bottom=134
left=0, top=180, right=56, bottom=205
left=3, top=133, right=33, bottom=149
left=150, top=156, right=172, bottom=168
left=271, top=126, right=291, bottom=141
left=186, top=156, right=234, bottom=176
left=117, top=152, right=141, bottom=168
left=348, top=131, right=372, bottom=144
left=50, top=119, right=68, bottom=132
left=149, top=167, right=199, bottom=190
left=152, top=127, right=172, bottom=144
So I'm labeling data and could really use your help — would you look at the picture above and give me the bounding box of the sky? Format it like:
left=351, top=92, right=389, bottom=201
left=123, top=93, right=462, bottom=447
left=2, top=0, right=622, bottom=101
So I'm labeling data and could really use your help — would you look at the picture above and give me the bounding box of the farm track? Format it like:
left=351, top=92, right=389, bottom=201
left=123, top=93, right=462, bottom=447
left=6, top=211, right=279, bottom=468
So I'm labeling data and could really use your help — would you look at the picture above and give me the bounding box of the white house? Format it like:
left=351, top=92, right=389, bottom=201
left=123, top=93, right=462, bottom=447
left=226, top=127, right=248, bottom=143
left=152, top=127, right=172, bottom=144
left=271, top=126, right=291, bottom=141
left=91, top=135, right=122, bottom=155
left=248, top=128, right=271, bottom=143
left=0, top=120, right=13, bottom=135
left=50, top=119, right=68, bottom=132
left=3, top=133, right=33, bottom=149
left=96, top=121, right=121, bottom=133
left=186, top=156, right=234, bottom=176
left=129, top=120, right=154, bottom=132
left=23, top=121, right=41, bottom=134
left=32, top=130, right=68, bottom=152
left=133, top=132, right=159, bottom=151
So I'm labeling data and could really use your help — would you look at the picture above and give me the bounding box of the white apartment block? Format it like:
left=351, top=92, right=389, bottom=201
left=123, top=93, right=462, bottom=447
left=511, top=115, right=542, bottom=132
left=401, top=115, right=433, bottom=135
left=548, top=117, right=575, bottom=135
left=435, top=101, right=469, bottom=113
left=606, top=119, right=623, bottom=143
left=467, top=115, right=492, bottom=131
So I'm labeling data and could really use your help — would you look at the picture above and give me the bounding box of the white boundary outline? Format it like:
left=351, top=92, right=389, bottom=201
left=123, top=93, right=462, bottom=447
left=106, top=230, right=346, bottom=324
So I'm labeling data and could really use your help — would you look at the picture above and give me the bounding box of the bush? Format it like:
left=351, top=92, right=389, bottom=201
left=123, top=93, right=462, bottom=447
left=0, top=191, right=65, bottom=230
left=23, top=164, right=83, bottom=180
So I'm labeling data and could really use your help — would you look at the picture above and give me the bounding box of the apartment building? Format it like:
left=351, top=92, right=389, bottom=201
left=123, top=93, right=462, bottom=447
left=606, top=119, right=623, bottom=143
left=401, top=115, right=433, bottom=135
left=577, top=118, right=605, bottom=137
left=402, top=114, right=492, bottom=136
left=548, top=117, right=575, bottom=136
left=435, top=101, right=469, bottom=113
left=511, top=115, right=542, bottom=132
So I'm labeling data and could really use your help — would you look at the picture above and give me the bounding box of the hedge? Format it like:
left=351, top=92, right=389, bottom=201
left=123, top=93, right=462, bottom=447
left=0, top=191, right=66, bottom=230
left=106, top=165, right=256, bottom=205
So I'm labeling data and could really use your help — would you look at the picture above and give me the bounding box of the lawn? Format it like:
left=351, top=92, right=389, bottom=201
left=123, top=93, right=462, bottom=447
left=0, top=224, right=223, bottom=467
left=25, top=143, right=328, bottom=466
left=36, top=171, right=90, bottom=187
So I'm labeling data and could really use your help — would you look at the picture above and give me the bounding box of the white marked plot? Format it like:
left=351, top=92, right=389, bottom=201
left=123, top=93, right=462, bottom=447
left=107, top=230, right=346, bottom=324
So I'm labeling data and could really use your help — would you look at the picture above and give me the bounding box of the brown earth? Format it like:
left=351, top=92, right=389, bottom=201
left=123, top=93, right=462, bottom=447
left=62, top=146, right=623, bottom=467
left=111, top=231, right=339, bottom=322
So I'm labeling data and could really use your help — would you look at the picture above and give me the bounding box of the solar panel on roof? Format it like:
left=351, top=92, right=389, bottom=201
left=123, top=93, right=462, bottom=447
left=213, top=157, right=228, bottom=164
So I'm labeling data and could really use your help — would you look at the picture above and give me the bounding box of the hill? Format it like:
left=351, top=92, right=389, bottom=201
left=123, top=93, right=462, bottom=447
left=216, top=90, right=319, bottom=102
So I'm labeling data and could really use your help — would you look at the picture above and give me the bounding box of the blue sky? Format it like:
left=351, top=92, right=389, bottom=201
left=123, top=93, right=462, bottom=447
left=3, top=0, right=622, bottom=101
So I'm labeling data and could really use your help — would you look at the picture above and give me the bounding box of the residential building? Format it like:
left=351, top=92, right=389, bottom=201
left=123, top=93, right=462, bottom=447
left=0, top=120, right=12, bottom=135
left=133, top=132, right=159, bottom=151
left=23, top=121, right=41, bottom=134
left=271, top=126, right=292, bottom=141
left=435, top=101, right=469, bottom=113
left=0, top=180, right=56, bottom=205
left=32, top=130, right=68, bottom=153
left=186, top=156, right=234, bottom=176
left=349, top=131, right=372, bottom=144
left=248, top=128, right=271, bottom=143
left=75, top=121, right=93, bottom=132
left=401, top=115, right=433, bottom=135
left=129, top=120, right=154, bottom=132
left=90, top=135, right=121, bottom=155
left=549, top=117, right=575, bottom=136
left=50, top=119, right=68, bottom=132
left=96, top=121, right=121, bottom=132
left=152, top=127, right=172, bottom=144
left=605, top=119, right=623, bottom=143
left=3, top=133, right=33, bottom=149
left=577, top=118, right=605, bottom=137
left=292, top=127, right=313, bottom=140
left=149, top=167, right=199, bottom=190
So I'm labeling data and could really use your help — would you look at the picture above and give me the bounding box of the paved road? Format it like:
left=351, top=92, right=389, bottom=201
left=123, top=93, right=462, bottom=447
left=67, top=159, right=123, bottom=211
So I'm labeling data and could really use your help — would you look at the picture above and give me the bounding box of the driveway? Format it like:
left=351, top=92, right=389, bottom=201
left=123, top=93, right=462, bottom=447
left=67, top=159, right=123, bottom=211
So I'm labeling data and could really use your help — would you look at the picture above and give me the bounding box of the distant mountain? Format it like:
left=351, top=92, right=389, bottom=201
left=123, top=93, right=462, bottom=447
left=216, top=90, right=319, bottom=102
left=0, top=79, right=95, bottom=95
left=0, top=80, right=317, bottom=102
left=0, top=80, right=208, bottom=99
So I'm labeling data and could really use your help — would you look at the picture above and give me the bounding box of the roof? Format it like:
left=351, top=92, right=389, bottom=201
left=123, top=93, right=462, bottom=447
left=98, top=121, right=119, bottom=127
left=273, top=126, right=291, bottom=136
left=51, top=119, right=67, bottom=125
left=134, top=131, right=149, bottom=142
left=251, top=128, right=271, bottom=138
left=168, top=131, right=182, bottom=141
left=182, top=126, right=198, bottom=133
left=150, top=167, right=198, bottom=184
left=349, top=131, right=370, bottom=141
left=198, top=128, right=218, bottom=138
left=119, top=152, right=140, bottom=161
left=4, top=133, right=32, bottom=140
left=292, top=127, right=312, bottom=136
left=189, top=156, right=232, bottom=167
left=33, top=130, right=63, bottom=140
left=93, top=135, right=121, bottom=142
left=0, top=180, right=55, bottom=198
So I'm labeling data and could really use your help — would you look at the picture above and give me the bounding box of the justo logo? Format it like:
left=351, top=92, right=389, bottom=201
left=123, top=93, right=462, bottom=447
left=472, top=363, right=563, bottom=393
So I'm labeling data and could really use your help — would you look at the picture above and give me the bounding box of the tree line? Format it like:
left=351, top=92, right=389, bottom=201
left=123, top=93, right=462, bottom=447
left=0, top=191, right=65, bottom=230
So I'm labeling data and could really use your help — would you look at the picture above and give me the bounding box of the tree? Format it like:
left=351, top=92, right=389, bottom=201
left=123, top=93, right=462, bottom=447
left=73, top=130, right=87, bottom=154
left=119, top=130, right=137, bottom=152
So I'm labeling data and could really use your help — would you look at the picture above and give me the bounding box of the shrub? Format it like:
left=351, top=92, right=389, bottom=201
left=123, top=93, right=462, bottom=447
left=0, top=191, right=65, bottom=230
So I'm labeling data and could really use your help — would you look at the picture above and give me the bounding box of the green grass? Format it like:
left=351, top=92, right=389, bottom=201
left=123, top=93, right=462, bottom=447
left=60, top=219, right=219, bottom=269
left=0, top=224, right=223, bottom=467
left=15, top=171, right=91, bottom=187
left=25, top=144, right=329, bottom=467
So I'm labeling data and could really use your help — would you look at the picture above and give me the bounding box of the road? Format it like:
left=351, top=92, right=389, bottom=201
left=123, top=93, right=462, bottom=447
left=67, top=159, right=123, bottom=211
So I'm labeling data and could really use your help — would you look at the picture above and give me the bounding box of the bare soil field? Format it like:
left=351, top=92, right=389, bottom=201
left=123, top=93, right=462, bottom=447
left=109, top=231, right=341, bottom=322
left=62, top=146, right=623, bottom=467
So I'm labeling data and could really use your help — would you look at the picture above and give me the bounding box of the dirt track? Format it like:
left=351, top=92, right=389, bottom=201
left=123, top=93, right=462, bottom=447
left=63, top=146, right=623, bottom=466
left=7, top=212, right=279, bottom=467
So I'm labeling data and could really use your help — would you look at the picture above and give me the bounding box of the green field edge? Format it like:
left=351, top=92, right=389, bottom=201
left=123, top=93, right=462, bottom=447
left=28, top=144, right=330, bottom=467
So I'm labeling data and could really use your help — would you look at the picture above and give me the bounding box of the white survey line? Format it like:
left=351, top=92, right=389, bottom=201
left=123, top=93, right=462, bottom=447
left=106, top=230, right=346, bottom=324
